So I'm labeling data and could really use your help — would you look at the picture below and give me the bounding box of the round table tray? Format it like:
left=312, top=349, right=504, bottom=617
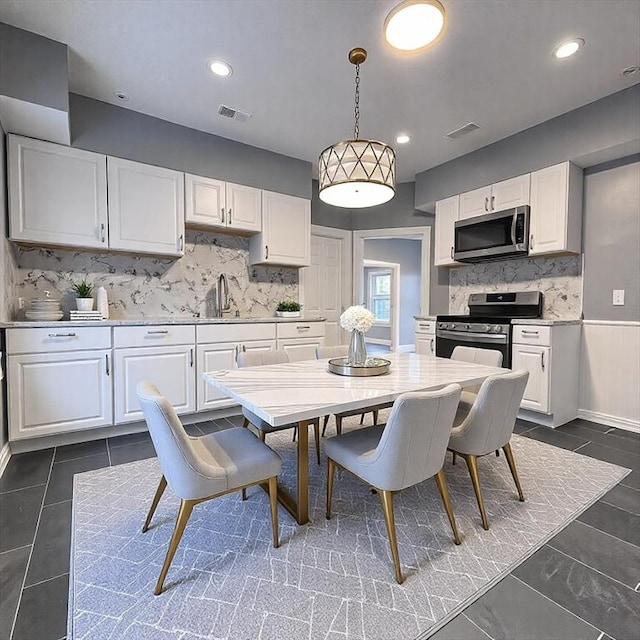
left=327, top=357, right=391, bottom=377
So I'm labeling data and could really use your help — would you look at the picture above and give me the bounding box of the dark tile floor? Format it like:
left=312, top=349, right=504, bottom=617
left=0, top=416, right=638, bottom=640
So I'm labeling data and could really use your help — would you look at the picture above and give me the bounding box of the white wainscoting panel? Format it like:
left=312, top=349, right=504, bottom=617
left=579, top=321, right=640, bottom=432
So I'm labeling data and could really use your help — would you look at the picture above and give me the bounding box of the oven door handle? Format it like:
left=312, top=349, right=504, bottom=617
left=436, top=329, right=508, bottom=344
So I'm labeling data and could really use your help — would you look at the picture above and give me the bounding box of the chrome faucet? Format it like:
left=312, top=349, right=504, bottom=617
left=215, top=273, right=231, bottom=317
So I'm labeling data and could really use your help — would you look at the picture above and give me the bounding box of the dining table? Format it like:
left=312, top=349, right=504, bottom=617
left=203, top=352, right=506, bottom=525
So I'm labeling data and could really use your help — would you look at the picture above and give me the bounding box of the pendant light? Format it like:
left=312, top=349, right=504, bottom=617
left=318, top=48, right=396, bottom=208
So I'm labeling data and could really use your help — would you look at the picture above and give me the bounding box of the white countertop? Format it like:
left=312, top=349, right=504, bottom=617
left=204, top=352, right=504, bottom=427
left=511, top=318, right=582, bottom=326
left=0, top=316, right=326, bottom=329
left=414, top=316, right=437, bottom=321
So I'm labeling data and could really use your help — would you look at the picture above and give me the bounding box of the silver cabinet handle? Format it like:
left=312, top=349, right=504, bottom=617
left=521, top=330, right=539, bottom=336
left=100, top=223, right=106, bottom=243
left=190, top=348, right=194, bottom=367
left=221, top=208, right=225, bottom=224
left=147, top=330, right=169, bottom=335
left=265, top=245, right=269, bottom=260
left=541, top=352, right=545, bottom=371
left=484, top=196, right=489, bottom=212
left=491, top=195, right=495, bottom=211
left=430, top=337, right=435, bottom=352
left=105, top=353, right=110, bottom=375
left=178, top=234, right=184, bottom=252
left=228, top=208, right=232, bottom=224
left=530, top=234, right=534, bottom=249
left=242, top=344, right=246, bottom=352
left=419, top=324, right=431, bottom=330
left=450, top=246, right=454, bottom=260
left=235, top=344, right=240, bottom=362
left=296, top=325, right=311, bottom=330
left=48, top=333, right=77, bottom=338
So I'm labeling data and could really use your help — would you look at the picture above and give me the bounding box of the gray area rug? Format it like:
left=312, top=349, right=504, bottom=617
left=68, top=416, right=629, bottom=640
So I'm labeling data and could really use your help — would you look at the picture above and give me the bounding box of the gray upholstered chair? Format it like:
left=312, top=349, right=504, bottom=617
left=325, top=384, right=463, bottom=584
left=316, top=345, right=393, bottom=436
left=136, top=382, right=282, bottom=595
left=447, top=369, right=529, bottom=530
left=237, top=350, right=321, bottom=465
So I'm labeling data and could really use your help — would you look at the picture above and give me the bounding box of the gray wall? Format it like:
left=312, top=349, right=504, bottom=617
left=0, top=121, right=7, bottom=449
left=0, top=23, right=69, bottom=111
left=415, top=84, right=640, bottom=210
left=582, top=155, right=640, bottom=322
left=70, top=94, right=312, bottom=199
left=364, top=238, right=422, bottom=345
left=310, top=180, right=351, bottom=229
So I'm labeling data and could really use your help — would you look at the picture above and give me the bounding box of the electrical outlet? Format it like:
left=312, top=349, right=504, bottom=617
left=613, top=289, right=625, bottom=306
left=18, top=297, right=25, bottom=310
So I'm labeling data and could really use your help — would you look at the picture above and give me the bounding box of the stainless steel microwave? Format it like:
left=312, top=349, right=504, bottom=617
left=453, top=205, right=529, bottom=263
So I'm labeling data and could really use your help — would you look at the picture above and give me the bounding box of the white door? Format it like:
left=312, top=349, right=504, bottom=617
left=226, top=182, right=261, bottom=233
left=114, top=345, right=195, bottom=423
left=491, top=174, right=530, bottom=211
left=8, top=135, right=108, bottom=250
left=512, top=345, right=550, bottom=413
left=415, top=335, right=435, bottom=356
left=459, top=185, right=492, bottom=219
left=277, top=338, right=325, bottom=362
left=196, top=342, right=237, bottom=411
left=301, top=234, right=346, bottom=346
left=108, top=157, right=185, bottom=256
left=529, top=163, right=568, bottom=255
left=8, top=350, right=112, bottom=440
left=185, top=173, right=225, bottom=228
left=434, top=196, right=459, bottom=266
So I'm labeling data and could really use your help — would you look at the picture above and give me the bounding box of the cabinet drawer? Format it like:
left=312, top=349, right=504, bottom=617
left=113, top=325, right=195, bottom=348
left=512, top=325, right=551, bottom=346
left=414, top=320, right=436, bottom=334
left=197, top=323, right=276, bottom=344
left=7, top=327, right=111, bottom=355
left=276, top=322, right=325, bottom=339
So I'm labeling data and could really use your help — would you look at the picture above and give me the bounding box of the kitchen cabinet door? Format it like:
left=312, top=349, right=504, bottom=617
left=491, top=174, right=530, bottom=211
left=434, top=195, right=459, bottom=266
left=250, top=190, right=311, bottom=266
left=277, top=338, right=324, bottom=362
left=512, top=344, right=550, bottom=413
left=108, top=157, right=185, bottom=256
left=415, top=335, right=435, bottom=356
left=459, top=186, right=492, bottom=219
left=114, top=345, right=195, bottom=424
left=226, top=182, right=261, bottom=233
left=8, top=350, right=112, bottom=440
left=8, top=135, right=108, bottom=250
left=185, top=173, right=225, bottom=228
left=196, top=342, right=238, bottom=411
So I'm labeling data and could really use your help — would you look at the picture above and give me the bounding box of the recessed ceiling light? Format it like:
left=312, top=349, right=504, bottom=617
left=208, top=59, right=233, bottom=77
left=113, top=90, right=129, bottom=102
left=384, top=0, right=445, bottom=52
left=396, top=133, right=411, bottom=144
left=553, top=38, right=584, bottom=59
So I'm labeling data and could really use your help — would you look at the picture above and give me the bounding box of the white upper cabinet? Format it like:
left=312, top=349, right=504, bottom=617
left=250, top=190, right=311, bottom=266
left=459, top=174, right=530, bottom=219
left=185, top=175, right=261, bottom=233
left=108, top=157, right=185, bottom=256
left=529, top=162, right=583, bottom=256
left=434, top=195, right=460, bottom=266
left=8, top=135, right=108, bottom=249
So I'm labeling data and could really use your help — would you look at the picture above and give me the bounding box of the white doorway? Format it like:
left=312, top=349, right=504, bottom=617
left=363, top=259, right=400, bottom=352
left=300, top=225, right=352, bottom=347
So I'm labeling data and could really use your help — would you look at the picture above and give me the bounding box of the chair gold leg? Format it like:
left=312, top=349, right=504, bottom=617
left=242, top=416, right=249, bottom=428
left=360, top=413, right=365, bottom=425
left=465, top=455, right=490, bottom=530
left=326, top=458, right=336, bottom=519
left=336, top=415, right=343, bottom=435
left=292, top=426, right=297, bottom=441
left=314, top=421, right=321, bottom=465
left=321, top=415, right=330, bottom=437
left=241, top=488, right=247, bottom=501
left=268, top=476, right=280, bottom=548
left=434, top=469, right=462, bottom=545
left=503, top=442, right=525, bottom=502
left=154, top=499, right=195, bottom=595
left=373, top=409, right=379, bottom=426
left=142, top=476, right=167, bottom=533
left=452, top=451, right=457, bottom=465
left=379, top=490, right=403, bottom=584
left=496, top=449, right=500, bottom=457
left=259, top=430, right=266, bottom=442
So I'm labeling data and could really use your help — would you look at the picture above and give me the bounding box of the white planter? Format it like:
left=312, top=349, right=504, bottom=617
left=76, top=298, right=94, bottom=311
left=276, top=311, right=301, bottom=318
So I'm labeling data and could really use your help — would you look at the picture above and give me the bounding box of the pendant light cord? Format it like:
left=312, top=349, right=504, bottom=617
left=354, top=62, right=360, bottom=140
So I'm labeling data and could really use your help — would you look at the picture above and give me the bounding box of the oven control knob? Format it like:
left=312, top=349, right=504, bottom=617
left=491, top=325, right=502, bottom=333
left=438, top=322, right=446, bottom=329
left=480, top=324, right=490, bottom=332
left=464, top=323, right=470, bottom=330
left=447, top=323, right=456, bottom=330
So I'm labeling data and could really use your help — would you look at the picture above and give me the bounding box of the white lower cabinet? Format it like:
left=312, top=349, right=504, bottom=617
left=196, top=342, right=238, bottom=412
left=277, top=338, right=324, bottom=361
left=511, top=344, right=550, bottom=413
left=414, top=319, right=436, bottom=355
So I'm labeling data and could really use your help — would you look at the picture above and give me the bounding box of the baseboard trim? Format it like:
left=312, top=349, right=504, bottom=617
left=0, top=442, right=11, bottom=478
left=577, top=409, right=640, bottom=433
left=365, top=338, right=391, bottom=346
left=397, top=344, right=415, bottom=353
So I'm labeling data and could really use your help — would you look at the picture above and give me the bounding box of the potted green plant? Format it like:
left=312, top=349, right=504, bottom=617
left=276, top=300, right=302, bottom=318
left=72, top=279, right=94, bottom=311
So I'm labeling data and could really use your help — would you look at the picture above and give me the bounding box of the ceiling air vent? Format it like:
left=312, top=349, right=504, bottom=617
left=217, top=104, right=252, bottom=123
left=444, top=122, right=481, bottom=140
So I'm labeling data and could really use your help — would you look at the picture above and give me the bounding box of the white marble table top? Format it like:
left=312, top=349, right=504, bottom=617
left=204, top=352, right=506, bottom=427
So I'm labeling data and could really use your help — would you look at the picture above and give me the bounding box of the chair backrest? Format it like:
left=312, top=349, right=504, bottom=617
left=316, top=345, right=348, bottom=359
left=237, top=349, right=289, bottom=368
left=453, top=369, right=529, bottom=455
left=451, top=346, right=503, bottom=393
left=136, top=381, right=225, bottom=499
left=368, top=384, right=462, bottom=491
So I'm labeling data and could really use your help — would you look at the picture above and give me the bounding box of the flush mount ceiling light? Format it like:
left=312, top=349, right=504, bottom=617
left=384, top=0, right=445, bottom=52
left=208, top=59, right=233, bottom=77
left=553, top=38, right=584, bottom=59
left=319, top=48, right=396, bottom=209
left=396, top=133, right=411, bottom=144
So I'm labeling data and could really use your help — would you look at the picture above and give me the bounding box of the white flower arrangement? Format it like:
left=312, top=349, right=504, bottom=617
left=340, top=305, right=375, bottom=333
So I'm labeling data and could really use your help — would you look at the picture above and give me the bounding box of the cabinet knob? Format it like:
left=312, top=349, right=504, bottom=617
left=484, top=196, right=489, bottom=212
left=530, top=234, right=534, bottom=249
left=48, top=333, right=77, bottom=338
left=100, top=223, right=106, bottom=243
left=450, top=246, right=454, bottom=260
left=491, top=195, right=495, bottom=210
left=541, top=351, right=545, bottom=371
left=221, top=208, right=225, bottom=224
left=265, top=245, right=269, bottom=260
left=228, top=208, right=232, bottom=224
left=105, top=353, right=110, bottom=375
left=147, top=330, right=169, bottom=335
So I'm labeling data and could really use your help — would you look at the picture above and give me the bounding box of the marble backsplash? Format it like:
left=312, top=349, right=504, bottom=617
left=11, top=231, right=298, bottom=319
left=449, top=255, right=582, bottom=318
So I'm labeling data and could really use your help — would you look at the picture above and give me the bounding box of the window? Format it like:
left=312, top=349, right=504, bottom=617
left=368, top=270, right=391, bottom=324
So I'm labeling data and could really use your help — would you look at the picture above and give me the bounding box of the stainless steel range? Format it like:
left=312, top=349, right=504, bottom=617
left=436, top=291, right=543, bottom=368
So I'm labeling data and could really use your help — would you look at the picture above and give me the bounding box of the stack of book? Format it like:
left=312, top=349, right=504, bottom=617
left=69, top=310, right=105, bottom=321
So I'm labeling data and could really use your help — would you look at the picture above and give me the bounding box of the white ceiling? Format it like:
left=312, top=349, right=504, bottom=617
left=1, top=0, right=639, bottom=181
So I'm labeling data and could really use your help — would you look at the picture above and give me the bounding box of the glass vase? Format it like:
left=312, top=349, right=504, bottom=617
left=348, top=329, right=367, bottom=366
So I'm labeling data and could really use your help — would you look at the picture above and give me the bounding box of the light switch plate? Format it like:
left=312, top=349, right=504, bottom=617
left=613, top=289, right=625, bottom=306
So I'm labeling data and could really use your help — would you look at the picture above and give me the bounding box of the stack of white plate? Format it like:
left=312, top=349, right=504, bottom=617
left=25, top=296, right=64, bottom=321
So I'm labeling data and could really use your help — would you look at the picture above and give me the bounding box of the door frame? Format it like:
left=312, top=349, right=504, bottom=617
left=352, top=226, right=431, bottom=317
left=363, top=259, right=400, bottom=351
